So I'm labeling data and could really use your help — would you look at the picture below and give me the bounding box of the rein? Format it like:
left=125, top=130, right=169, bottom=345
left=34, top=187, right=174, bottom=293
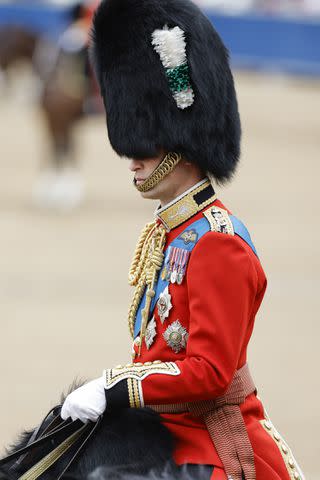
left=0, top=406, right=101, bottom=480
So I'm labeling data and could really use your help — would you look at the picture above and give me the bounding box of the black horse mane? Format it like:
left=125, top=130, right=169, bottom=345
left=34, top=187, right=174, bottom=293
left=0, top=407, right=178, bottom=479
left=71, top=464, right=210, bottom=479
left=0, top=385, right=210, bottom=479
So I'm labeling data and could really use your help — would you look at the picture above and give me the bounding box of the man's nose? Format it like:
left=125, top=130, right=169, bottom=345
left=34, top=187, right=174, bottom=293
left=128, top=159, right=142, bottom=172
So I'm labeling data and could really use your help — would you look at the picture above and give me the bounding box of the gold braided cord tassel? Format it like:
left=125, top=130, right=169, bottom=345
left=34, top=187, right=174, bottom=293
left=128, top=222, right=156, bottom=286
left=128, top=222, right=167, bottom=340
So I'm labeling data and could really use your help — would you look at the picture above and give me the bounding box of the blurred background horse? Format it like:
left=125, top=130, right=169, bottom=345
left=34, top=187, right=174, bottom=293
left=0, top=1, right=100, bottom=210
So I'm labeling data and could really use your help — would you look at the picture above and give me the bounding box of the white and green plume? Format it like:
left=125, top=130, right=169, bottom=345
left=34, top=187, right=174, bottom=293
left=151, top=25, right=195, bottom=110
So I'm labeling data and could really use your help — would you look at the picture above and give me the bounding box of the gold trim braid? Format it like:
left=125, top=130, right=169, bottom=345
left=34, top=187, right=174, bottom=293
left=127, top=378, right=144, bottom=408
left=105, top=361, right=180, bottom=388
left=156, top=178, right=216, bottom=231
left=135, top=152, right=181, bottom=193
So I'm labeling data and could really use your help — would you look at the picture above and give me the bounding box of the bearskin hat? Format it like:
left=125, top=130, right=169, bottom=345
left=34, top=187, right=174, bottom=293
left=90, top=0, right=241, bottom=182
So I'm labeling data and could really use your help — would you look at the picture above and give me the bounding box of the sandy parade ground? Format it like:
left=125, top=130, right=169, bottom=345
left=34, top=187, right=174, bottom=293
left=0, top=70, right=319, bottom=478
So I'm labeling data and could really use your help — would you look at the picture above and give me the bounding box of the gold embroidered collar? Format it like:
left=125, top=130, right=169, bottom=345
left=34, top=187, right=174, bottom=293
left=156, top=178, right=216, bottom=231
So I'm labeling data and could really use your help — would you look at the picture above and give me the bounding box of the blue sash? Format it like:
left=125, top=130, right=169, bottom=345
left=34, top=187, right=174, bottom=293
left=134, top=214, right=258, bottom=338
left=230, top=215, right=257, bottom=257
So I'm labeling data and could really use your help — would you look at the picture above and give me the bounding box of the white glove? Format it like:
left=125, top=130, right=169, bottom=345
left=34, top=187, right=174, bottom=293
left=61, top=376, right=106, bottom=423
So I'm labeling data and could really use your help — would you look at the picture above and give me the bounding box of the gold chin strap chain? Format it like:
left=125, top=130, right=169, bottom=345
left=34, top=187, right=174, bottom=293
left=135, top=152, right=182, bottom=193
left=128, top=222, right=167, bottom=352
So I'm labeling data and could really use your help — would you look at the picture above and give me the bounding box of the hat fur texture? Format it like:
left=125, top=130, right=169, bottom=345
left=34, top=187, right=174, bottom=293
left=91, top=0, right=241, bottom=182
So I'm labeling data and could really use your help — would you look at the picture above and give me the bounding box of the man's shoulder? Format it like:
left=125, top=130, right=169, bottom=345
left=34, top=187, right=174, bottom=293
left=197, top=201, right=259, bottom=259
left=203, top=203, right=234, bottom=236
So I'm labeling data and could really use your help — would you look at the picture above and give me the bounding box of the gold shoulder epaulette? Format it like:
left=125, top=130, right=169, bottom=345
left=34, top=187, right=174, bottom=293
left=203, top=205, right=234, bottom=236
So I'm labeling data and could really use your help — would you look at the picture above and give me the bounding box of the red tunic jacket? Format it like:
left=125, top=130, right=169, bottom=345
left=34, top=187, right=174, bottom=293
left=104, top=182, right=304, bottom=480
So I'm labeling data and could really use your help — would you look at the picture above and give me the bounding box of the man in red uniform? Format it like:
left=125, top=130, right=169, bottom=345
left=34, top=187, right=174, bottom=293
left=61, top=0, right=305, bottom=478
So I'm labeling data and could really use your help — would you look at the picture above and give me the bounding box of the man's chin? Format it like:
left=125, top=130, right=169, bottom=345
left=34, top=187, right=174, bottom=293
left=140, top=190, right=158, bottom=200
left=133, top=179, right=159, bottom=200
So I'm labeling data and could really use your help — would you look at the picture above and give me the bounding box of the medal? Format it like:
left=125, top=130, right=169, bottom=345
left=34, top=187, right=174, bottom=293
left=170, top=270, right=178, bottom=284
left=167, top=247, right=177, bottom=282
left=177, top=249, right=189, bottom=285
left=157, top=286, right=173, bottom=323
left=163, top=246, right=191, bottom=285
left=163, top=320, right=188, bottom=353
left=162, top=246, right=172, bottom=280
left=177, top=272, right=184, bottom=285
left=145, top=317, right=157, bottom=350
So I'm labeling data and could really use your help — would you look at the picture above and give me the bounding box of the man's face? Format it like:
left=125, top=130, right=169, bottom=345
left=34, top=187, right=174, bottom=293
left=129, top=151, right=177, bottom=201
left=128, top=152, right=204, bottom=204
left=129, top=153, right=163, bottom=189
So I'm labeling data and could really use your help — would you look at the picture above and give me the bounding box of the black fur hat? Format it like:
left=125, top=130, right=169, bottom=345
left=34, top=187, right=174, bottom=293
left=90, top=0, right=241, bottom=182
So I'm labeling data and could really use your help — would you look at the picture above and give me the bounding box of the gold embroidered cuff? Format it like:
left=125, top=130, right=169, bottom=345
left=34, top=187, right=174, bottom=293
left=105, top=361, right=180, bottom=389
left=127, top=378, right=144, bottom=408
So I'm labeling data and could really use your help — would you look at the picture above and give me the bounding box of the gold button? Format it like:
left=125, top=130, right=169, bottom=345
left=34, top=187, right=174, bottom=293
left=281, top=444, right=288, bottom=455
left=144, top=362, right=152, bottom=366
left=288, top=459, right=295, bottom=469
left=264, top=420, right=272, bottom=430
left=273, top=432, right=281, bottom=442
left=153, top=360, right=162, bottom=365
left=293, top=472, right=300, bottom=480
